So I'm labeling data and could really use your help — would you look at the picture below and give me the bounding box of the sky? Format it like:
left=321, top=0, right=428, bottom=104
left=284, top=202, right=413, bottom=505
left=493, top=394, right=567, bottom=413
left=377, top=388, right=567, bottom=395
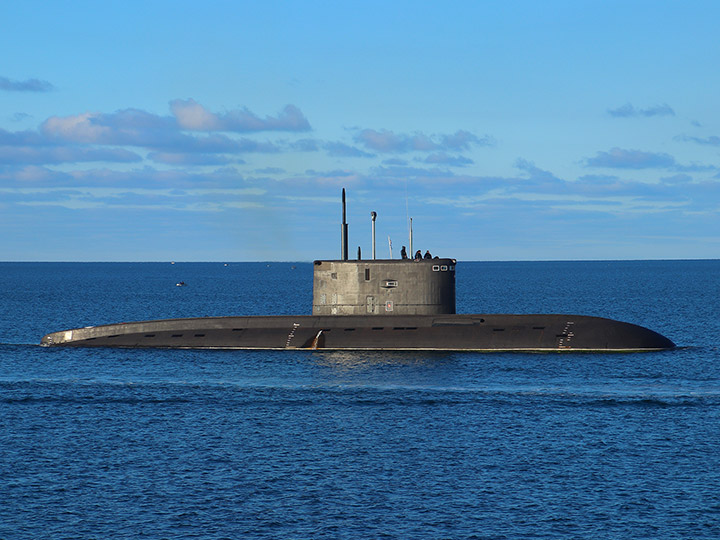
left=2, top=0, right=720, bottom=261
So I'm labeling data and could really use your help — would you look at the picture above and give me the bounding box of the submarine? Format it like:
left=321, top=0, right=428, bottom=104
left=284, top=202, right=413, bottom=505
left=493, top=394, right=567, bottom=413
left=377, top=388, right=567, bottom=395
left=41, top=189, right=675, bottom=352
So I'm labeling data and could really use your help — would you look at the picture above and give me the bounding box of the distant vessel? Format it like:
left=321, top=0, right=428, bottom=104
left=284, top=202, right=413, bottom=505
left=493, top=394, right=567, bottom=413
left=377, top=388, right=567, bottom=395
left=41, top=190, right=674, bottom=351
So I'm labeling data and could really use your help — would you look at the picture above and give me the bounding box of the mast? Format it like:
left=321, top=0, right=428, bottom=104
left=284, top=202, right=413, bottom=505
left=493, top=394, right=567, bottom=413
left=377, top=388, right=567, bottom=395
left=409, top=217, right=413, bottom=256
left=341, top=188, right=348, bottom=260
left=371, top=211, right=377, bottom=259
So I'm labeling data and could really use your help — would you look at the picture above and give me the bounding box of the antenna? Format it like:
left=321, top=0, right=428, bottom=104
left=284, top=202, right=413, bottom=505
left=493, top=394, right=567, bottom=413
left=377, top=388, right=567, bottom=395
left=371, top=211, right=377, bottom=259
left=388, top=236, right=393, bottom=259
left=405, top=177, right=411, bottom=254
left=341, top=188, right=348, bottom=260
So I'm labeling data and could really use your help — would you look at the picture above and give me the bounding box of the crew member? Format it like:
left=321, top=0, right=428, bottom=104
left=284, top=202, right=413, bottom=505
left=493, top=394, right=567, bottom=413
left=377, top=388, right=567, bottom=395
left=424, top=250, right=432, bottom=259
left=400, top=246, right=408, bottom=259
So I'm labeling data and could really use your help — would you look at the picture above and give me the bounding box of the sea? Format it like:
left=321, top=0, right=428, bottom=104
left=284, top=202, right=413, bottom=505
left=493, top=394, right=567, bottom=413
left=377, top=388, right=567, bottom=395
left=1, top=260, right=719, bottom=540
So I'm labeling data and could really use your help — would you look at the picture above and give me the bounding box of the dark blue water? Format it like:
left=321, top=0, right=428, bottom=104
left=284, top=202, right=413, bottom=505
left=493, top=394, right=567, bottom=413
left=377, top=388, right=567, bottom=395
left=1, top=261, right=719, bottom=539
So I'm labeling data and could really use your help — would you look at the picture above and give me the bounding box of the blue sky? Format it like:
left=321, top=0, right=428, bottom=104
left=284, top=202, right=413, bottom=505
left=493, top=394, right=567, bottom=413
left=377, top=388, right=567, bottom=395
left=2, top=0, right=719, bottom=261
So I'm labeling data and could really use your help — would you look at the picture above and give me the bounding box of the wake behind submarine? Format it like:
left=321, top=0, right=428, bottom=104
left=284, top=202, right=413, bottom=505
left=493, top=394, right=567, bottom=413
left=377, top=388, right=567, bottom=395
left=41, top=190, right=674, bottom=352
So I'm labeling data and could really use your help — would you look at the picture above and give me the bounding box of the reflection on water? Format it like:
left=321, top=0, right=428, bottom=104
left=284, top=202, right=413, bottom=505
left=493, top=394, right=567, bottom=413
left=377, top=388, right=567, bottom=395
left=310, top=349, right=455, bottom=370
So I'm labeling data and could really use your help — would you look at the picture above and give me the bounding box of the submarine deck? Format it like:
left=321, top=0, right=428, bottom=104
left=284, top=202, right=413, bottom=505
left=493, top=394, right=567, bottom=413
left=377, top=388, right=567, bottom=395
left=41, top=313, right=675, bottom=352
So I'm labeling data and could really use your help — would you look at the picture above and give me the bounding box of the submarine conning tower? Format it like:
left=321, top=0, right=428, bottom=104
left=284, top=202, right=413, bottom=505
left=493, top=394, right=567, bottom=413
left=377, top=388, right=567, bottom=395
left=312, top=188, right=456, bottom=316
left=312, top=258, right=456, bottom=315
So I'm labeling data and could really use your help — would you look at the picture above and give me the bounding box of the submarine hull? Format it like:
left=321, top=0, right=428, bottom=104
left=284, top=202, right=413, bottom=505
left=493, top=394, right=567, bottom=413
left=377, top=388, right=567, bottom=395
left=41, top=313, right=674, bottom=352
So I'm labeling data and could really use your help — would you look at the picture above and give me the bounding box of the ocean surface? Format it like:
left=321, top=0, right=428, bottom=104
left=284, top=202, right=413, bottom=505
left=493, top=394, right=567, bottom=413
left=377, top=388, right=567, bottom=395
left=1, top=260, right=719, bottom=539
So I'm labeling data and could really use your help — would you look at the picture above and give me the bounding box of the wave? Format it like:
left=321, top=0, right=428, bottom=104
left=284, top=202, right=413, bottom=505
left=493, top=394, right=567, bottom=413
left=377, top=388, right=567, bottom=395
left=2, top=379, right=720, bottom=408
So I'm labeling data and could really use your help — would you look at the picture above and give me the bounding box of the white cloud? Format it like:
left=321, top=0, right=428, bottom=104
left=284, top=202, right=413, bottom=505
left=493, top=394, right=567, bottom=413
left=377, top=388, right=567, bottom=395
left=42, top=112, right=114, bottom=143
left=0, top=76, right=54, bottom=92
left=585, top=148, right=676, bottom=169
left=0, top=146, right=141, bottom=165
left=354, top=129, right=490, bottom=153
left=422, top=153, right=473, bottom=167
left=170, top=99, right=311, bottom=132
left=170, top=99, right=221, bottom=130
left=607, top=103, right=675, bottom=118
